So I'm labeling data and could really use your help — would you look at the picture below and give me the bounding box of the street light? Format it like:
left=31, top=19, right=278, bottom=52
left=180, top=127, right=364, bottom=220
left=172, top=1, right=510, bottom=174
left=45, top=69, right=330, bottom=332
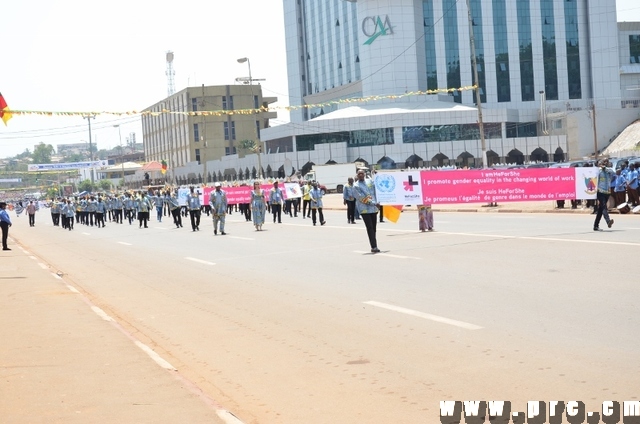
left=114, top=124, right=125, bottom=189
left=237, top=57, right=263, bottom=179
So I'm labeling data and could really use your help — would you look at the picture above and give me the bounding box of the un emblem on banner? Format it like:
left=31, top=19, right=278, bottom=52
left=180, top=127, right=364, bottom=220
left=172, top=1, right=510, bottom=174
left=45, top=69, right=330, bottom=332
left=376, top=174, right=396, bottom=193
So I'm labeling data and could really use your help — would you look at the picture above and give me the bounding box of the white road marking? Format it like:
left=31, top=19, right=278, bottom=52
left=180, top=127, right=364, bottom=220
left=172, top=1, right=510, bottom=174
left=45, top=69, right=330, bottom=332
left=82, top=232, right=91, bottom=236
left=91, top=306, right=114, bottom=322
left=228, top=236, right=254, bottom=241
left=134, top=340, right=177, bottom=371
left=51, top=272, right=62, bottom=280
left=37, top=262, right=47, bottom=269
left=216, top=409, right=246, bottom=424
left=438, top=231, right=640, bottom=247
left=21, top=249, right=29, bottom=254
left=185, top=257, right=216, bottom=266
left=364, top=301, right=483, bottom=330
left=117, top=242, right=132, bottom=246
left=354, top=250, right=421, bottom=259
left=67, top=285, right=80, bottom=293
left=29, top=255, right=37, bottom=261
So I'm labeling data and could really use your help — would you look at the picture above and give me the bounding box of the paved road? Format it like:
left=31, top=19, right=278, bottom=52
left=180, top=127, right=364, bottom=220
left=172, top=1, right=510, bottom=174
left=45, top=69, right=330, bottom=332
left=2, top=202, right=639, bottom=423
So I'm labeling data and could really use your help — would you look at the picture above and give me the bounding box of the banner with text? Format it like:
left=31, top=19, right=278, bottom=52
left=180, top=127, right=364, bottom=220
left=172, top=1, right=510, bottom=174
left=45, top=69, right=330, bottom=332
left=28, top=160, right=108, bottom=172
left=374, top=168, right=599, bottom=206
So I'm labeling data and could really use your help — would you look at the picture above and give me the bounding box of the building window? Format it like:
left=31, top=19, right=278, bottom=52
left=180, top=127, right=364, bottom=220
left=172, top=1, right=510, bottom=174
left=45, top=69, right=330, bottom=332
left=194, top=123, right=200, bottom=142
left=229, top=96, right=234, bottom=111
left=541, top=0, right=559, bottom=100
left=517, top=1, right=535, bottom=101
left=423, top=0, right=438, bottom=91
left=231, top=121, right=236, bottom=140
left=565, top=0, right=581, bottom=99
left=222, top=96, right=228, bottom=110
left=224, top=122, right=229, bottom=140
left=630, top=35, right=640, bottom=64
left=192, top=98, right=198, bottom=112
left=493, top=0, right=511, bottom=102
left=443, top=0, right=461, bottom=103
left=195, top=148, right=200, bottom=163
left=254, top=95, right=259, bottom=109
left=256, top=121, right=261, bottom=139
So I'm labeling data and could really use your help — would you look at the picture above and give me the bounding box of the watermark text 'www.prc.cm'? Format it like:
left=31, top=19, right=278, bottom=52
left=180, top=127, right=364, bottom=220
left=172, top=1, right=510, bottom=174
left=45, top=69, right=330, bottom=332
left=440, top=400, right=640, bottom=423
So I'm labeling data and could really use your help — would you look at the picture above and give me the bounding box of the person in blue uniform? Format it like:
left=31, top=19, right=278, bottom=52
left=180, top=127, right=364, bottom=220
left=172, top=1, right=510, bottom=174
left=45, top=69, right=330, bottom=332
left=187, top=186, right=202, bottom=231
left=0, top=202, right=12, bottom=250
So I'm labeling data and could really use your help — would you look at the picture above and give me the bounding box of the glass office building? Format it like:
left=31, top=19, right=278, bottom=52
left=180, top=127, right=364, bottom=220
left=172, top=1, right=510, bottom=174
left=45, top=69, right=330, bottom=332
left=264, top=0, right=636, bottom=166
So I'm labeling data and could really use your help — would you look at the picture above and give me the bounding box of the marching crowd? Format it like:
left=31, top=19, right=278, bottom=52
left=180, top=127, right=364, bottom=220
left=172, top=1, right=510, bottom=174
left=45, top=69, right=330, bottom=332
left=1, top=175, right=401, bottom=254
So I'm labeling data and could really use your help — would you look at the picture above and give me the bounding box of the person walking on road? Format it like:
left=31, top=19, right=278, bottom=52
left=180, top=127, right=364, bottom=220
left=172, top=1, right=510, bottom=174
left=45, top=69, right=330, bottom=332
left=594, top=160, right=615, bottom=232
left=309, top=182, right=326, bottom=226
left=167, top=191, right=183, bottom=228
left=26, top=200, right=36, bottom=227
left=343, top=177, right=356, bottom=224
left=269, top=181, right=285, bottom=224
left=353, top=169, right=380, bottom=253
left=251, top=181, right=267, bottom=231
left=187, top=186, right=202, bottom=231
left=0, top=202, right=12, bottom=250
left=302, top=181, right=312, bottom=219
left=209, top=182, right=228, bottom=235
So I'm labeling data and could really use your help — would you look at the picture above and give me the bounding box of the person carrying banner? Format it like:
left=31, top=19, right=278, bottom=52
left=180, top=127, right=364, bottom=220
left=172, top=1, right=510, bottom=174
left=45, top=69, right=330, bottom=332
left=418, top=204, right=434, bottom=232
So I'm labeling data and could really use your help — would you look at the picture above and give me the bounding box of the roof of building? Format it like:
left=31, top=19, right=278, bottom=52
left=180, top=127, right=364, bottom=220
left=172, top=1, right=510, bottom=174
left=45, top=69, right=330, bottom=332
left=311, top=101, right=478, bottom=121
left=602, top=119, right=640, bottom=155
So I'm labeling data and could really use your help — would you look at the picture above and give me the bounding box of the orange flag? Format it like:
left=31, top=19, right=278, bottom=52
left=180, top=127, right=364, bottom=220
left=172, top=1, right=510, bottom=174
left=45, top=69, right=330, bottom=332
left=382, top=205, right=403, bottom=223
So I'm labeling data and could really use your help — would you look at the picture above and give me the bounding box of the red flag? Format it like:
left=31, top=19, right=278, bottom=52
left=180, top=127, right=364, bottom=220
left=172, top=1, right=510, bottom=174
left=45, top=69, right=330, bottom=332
left=0, top=92, right=12, bottom=125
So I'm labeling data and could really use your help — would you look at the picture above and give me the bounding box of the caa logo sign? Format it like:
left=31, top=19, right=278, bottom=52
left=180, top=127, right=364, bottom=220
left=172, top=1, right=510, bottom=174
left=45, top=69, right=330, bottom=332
left=362, top=15, right=394, bottom=45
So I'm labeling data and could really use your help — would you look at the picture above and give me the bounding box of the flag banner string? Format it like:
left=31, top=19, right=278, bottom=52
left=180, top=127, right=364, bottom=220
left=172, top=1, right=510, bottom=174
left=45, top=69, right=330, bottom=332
left=2, top=86, right=477, bottom=118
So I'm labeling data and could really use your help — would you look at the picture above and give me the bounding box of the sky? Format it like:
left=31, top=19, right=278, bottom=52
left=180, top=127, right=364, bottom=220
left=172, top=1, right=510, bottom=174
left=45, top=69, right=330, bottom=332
left=1, top=0, right=640, bottom=159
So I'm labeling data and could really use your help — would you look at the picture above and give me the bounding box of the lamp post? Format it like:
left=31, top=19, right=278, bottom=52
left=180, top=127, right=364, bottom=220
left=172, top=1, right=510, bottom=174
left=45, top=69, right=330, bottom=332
left=238, top=57, right=263, bottom=179
left=84, top=115, right=96, bottom=183
left=114, top=124, right=125, bottom=189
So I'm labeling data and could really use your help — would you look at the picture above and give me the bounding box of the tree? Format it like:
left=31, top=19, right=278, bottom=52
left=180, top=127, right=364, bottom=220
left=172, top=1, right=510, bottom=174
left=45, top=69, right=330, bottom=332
left=96, top=149, right=109, bottom=160
left=15, top=148, right=31, bottom=160
left=98, top=179, right=112, bottom=191
left=78, top=179, right=95, bottom=193
left=238, top=139, right=260, bottom=154
left=63, top=153, right=84, bottom=163
left=32, top=143, right=55, bottom=164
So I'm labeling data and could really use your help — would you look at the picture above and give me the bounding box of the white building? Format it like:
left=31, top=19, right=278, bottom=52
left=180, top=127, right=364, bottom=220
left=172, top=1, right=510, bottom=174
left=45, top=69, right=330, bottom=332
left=256, top=0, right=640, bottom=169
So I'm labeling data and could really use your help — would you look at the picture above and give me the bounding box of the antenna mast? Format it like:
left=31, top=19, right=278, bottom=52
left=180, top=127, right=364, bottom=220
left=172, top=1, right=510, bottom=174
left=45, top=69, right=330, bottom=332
left=166, top=51, right=176, bottom=96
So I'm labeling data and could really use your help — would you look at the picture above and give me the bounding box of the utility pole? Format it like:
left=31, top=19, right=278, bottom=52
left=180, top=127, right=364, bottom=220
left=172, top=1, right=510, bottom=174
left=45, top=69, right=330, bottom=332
left=84, top=115, right=96, bottom=183
left=466, top=0, right=487, bottom=168
left=238, top=57, right=263, bottom=179
left=592, top=102, right=598, bottom=160
left=114, top=125, right=125, bottom=189
left=201, top=84, right=207, bottom=184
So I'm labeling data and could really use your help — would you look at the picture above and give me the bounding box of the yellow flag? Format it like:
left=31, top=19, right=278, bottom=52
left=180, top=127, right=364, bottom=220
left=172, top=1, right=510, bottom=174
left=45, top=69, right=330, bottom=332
left=382, top=205, right=403, bottom=223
